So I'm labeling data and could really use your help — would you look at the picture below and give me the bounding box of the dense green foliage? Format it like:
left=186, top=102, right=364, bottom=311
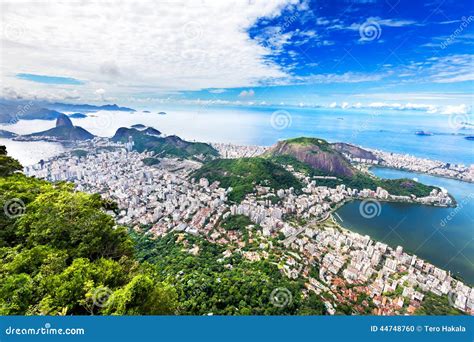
left=283, top=137, right=332, bottom=152
left=415, top=292, right=464, bottom=315
left=191, top=158, right=302, bottom=202
left=142, top=157, right=161, bottom=166
left=132, top=232, right=325, bottom=315
left=0, top=146, right=22, bottom=177
left=71, top=149, right=88, bottom=158
left=313, top=173, right=437, bottom=197
left=221, top=214, right=254, bottom=231
left=0, top=148, right=177, bottom=315
left=0, top=146, right=327, bottom=316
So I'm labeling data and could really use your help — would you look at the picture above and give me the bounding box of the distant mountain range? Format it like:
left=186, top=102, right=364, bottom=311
left=46, top=102, right=135, bottom=113
left=68, top=113, right=88, bottom=118
left=0, top=130, right=17, bottom=138
left=0, top=99, right=135, bottom=124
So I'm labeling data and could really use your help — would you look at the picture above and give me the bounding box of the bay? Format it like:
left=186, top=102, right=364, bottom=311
left=0, top=105, right=472, bottom=165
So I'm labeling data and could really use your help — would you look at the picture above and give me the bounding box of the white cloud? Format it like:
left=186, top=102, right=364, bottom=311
left=1, top=86, right=81, bottom=101
left=208, top=89, right=226, bottom=94
left=348, top=17, right=418, bottom=31
left=295, top=72, right=386, bottom=84
left=238, top=89, right=255, bottom=97
left=439, top=104, right=468, bottom=115
left=1, top=0, right=301, bottom=101
left=408, top=54, right=474, bottom=84
left=327, top=101, right=470, bottom=115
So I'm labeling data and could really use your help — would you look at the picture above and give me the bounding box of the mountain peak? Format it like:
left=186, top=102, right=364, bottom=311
left=56, top=113, right=74, bottom=128
left=267, top=137, right=355, bottom=177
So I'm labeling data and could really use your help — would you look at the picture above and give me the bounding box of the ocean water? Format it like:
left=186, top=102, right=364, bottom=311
left=0, top=105, right=473, bottom=166
left=335, top=167, right=474, bottom=285
left=0, top=138, right=65, bottom=167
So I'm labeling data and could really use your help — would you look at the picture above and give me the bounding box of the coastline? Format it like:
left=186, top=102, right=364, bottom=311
left=21, top=138, right=474, bottom=313
left=369, top=164, right=474, bottom=185
left=328, top=212, right=473, bottom=288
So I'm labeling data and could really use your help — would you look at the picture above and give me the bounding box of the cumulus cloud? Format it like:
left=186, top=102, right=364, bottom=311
left=208, top=89, right=227, bottom=94
left=1, top=86, right=81, bottom=101
left=327, top=101, right=470, bottom=115
left=294, top=72, right=386, bottom=84
left=439, top=104, right=469, bottom=115
left=238, top=89, right=255, bottom=97
left=405, top=54, right=474, bottom=84
left=1, top=0, right=299, bottom=100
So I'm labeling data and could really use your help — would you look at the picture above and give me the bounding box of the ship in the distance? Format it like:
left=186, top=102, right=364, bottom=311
left=415, top=130, right=433, bottom=136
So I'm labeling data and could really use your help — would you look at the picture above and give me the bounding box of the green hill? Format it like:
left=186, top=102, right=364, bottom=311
left=0, top=147, right=177, bottom=315
left=266, top=137, right=355, bottom=177
left=191, top=157, right=302, bottom=202
left=112, top=127, right=218, bottom=161
left=267, top=137, right=438, bottom=197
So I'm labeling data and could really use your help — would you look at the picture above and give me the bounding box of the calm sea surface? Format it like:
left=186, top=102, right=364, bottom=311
left=335, top=167, right=474, bottom=285
left=0, top=105, right=473, bottom=165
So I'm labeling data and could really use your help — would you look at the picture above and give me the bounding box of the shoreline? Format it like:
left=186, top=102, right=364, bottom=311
left=1, top=133, right=472, bottom=184
left=369, top=164, right=474, bottom=185
left=327, top=212, right=473, bottom=288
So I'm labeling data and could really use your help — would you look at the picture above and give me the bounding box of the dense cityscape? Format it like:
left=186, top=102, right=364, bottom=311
left=24, top=137, right=473, bottom=315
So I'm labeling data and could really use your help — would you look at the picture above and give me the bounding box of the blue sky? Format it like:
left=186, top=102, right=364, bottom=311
left=188, top=0, right=473, bottom=109
left=16, top=73, right=84, bottom=85
left=2, top=0, right=473, bottom=113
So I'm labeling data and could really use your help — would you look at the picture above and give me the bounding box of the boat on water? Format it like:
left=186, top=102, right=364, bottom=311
left=415, top=130, right=433, bottom=136
left=465, top=136, right=474, bottom=141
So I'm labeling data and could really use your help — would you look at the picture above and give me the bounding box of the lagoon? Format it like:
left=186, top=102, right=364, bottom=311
left=335, top=167, right=474, bottom=284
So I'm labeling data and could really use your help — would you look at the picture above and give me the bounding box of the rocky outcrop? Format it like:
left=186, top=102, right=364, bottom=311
left=56, top=114, right=74, bottom=127
left=267, top=137, right=356, bottom=177
left=25, top=113, right=94, bottom=141
left=331, top=142, right=378, bottom=161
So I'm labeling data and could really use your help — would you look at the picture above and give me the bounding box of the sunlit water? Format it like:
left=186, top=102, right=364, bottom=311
left=1, top=105, right=473, bottom=165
